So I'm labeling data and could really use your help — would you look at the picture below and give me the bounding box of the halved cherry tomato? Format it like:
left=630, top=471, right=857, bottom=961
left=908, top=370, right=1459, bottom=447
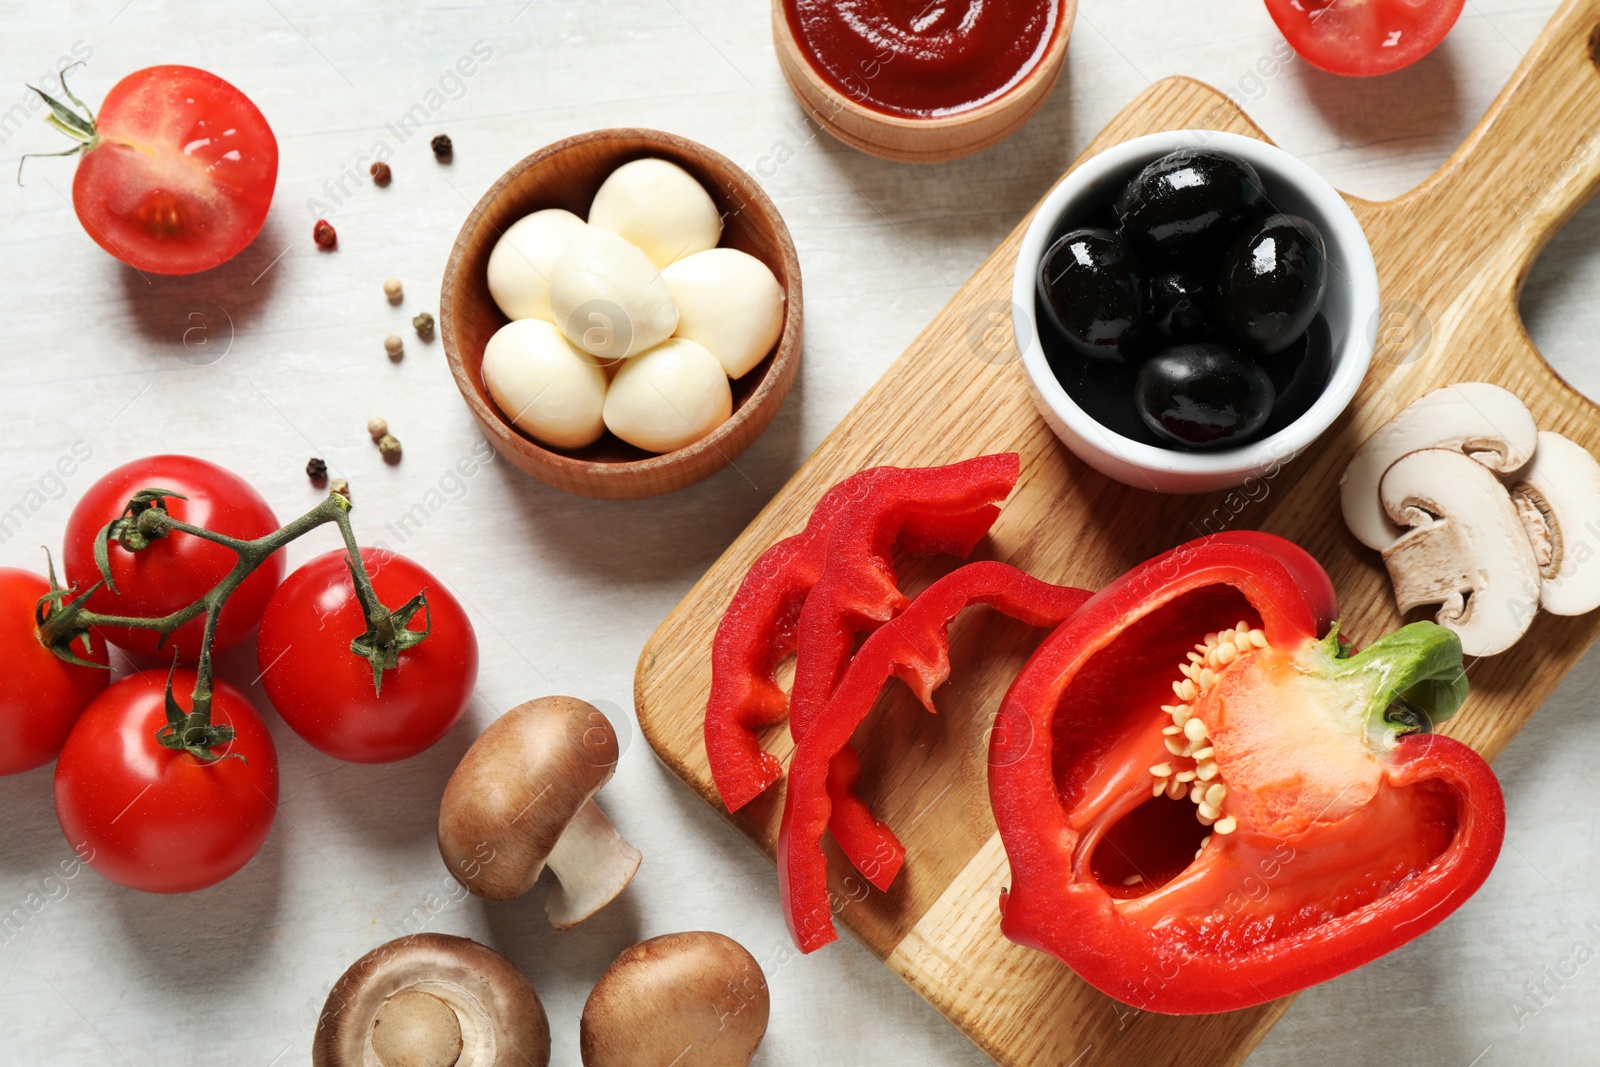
left=256, top=548, right=479, bottom=763
left=0, top=568, right=109, bottom=776
left=1264, top=0, right=1465, bottom=76
left=69, top=65, right=277, bottom=274
left=62, top=455, right=285, bottom=663
left=54, top=670, right=278, bottom=893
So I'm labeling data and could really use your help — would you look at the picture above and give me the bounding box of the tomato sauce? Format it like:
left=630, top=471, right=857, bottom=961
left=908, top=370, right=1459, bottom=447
left=785, top=0, right=1059, bottom=119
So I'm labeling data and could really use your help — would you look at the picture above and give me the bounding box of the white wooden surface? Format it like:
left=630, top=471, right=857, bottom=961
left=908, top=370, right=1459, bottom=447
left=2, top=2, right=1597, bottom=1064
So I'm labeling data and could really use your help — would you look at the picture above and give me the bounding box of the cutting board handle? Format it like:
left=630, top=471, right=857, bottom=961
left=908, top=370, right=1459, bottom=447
left=1412, top=0, right=1600, bottom=279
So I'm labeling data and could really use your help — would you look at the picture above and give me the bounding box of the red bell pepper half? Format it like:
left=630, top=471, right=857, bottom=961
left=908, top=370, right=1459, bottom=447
left=780, top=560, right=1092, bottom=953
left=990, top=531, right=1504, bottom=1014
left=706, top=455, right=1019, bottom=826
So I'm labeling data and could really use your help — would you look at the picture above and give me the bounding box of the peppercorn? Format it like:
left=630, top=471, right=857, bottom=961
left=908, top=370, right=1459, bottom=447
left=383, top=277, right=403, bottom=303
left=384, top=334, right=404, bottom=360
left=431, top=134, right=452, bottom=161
left=367, top=416, right=389, bottom=440
left=378, top=434, right=402, bottom=463
left=370, top=161, right=392, bottom=186
left=413, top=312, right=435, bottom=340
left=313, top=218, right=337, bottom=250
left=306, top=457, right=328, bottom=485
left=330, top=477, right=350, bottom=499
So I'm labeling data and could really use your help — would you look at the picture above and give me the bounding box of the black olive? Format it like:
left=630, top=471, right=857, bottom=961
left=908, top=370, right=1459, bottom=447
left=1218, top=213, right=1328, bottom=357
left=1040, top=323, right=1160, bottom=446
left=1259, top=315, right=1332, bottom=436
left=1114, top=150, right=1264, bottom=259
left=1136, top=343, right=1275, bottom=450
left=1037, top=227, right=1146, bottom=363
left=1147, top=267, right=1214, bottom=341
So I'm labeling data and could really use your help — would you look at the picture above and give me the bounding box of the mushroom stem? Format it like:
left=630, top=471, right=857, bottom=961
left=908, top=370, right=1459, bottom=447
left=543, top=799, right=642, bottom=930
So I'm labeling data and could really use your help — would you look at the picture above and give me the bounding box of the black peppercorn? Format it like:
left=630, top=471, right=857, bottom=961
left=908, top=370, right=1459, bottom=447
left=431, top=134, right=452, bottom=161
left=306, top=457, right=328, bottom=485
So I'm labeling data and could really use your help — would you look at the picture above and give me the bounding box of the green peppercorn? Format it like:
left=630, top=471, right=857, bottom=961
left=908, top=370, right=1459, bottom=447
left=413, top=312, right=435, bottom=340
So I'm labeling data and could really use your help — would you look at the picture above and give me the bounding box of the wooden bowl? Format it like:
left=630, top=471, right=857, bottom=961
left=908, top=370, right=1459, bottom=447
left=771, top=0, right=1076, bottom=163
left=441, top=129, right=803, bottom=499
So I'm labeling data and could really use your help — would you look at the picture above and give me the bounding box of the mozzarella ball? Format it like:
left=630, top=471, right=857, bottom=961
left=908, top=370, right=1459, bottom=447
left=548, top=227, right=679, bottom=359
left=482, top=319, right=608, bottom=450
left=486, top=208, right=586, bottom=322
left=662, top=248, right=786, bottom=379
left=603, top=338, right=732, bottom=453
left=588, top=159, right=722, bottom=268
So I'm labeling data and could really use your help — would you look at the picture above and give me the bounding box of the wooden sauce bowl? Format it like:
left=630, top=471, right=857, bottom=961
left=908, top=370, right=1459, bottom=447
left=441, top=129, right=803, bottom=499
left=771, top=0, right=1076, bottom=163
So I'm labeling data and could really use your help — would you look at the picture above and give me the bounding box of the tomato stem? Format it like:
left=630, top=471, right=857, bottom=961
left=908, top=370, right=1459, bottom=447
left=16, top=62, right=99, bottom=186
left=35, top=488, right=428, bottom=760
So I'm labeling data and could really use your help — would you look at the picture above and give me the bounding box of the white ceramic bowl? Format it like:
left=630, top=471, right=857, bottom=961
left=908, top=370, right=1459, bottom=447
left=1013, top=130, right=1378, bottom=494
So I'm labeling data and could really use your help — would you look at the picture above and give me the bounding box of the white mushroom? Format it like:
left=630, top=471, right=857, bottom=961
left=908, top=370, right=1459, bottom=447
left=662, top=248, right=786, bottom=379
left=482, top=319, right=609, bottom=450
left=486, top=208, right=587, bottom=322
left=603, top=338, right=732, bottom=453
left=1379, top=448, right=1541, bottom=657
left=1341, top=383, right=1539, bottom=551
left=438, top=697, right=641, bottom=929
left=548, top=227, right=679, bottom=360
left=313, top=933, right=550, bottom=1067
left=588, top=158, right=722, bottom=268
left=1510, top=430, right=1600, bottom=615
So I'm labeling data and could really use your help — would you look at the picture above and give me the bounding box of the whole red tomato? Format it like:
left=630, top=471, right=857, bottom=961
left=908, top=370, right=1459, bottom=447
left=67, top=65, right=278, bottom=274
left=54, top=669, right=278, bottom=893
left=63, top=455, right=285, bottom=663
left=0, top=569, right=109, bottom=775
left=1264, top=0, right=1465, bottom=76
left=257, top=548, right=478, bottom=763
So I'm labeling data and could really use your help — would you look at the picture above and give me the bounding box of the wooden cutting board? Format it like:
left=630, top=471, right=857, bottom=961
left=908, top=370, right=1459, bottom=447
left=635, top=2, right=1600, bottom=1063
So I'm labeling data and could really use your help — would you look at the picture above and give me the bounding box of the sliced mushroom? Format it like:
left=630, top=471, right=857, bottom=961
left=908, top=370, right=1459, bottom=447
left=1379, top=448, right=1541, bottom=657
left=1341, top=382, right=1538, bottom=550
left=313, top=933, right=550, bottom=1067
left=438, top=696, right=641, bottom=929
left=580, top=932, right=769, bottom=1067
left=1511, top=430, right=1600, bottom=615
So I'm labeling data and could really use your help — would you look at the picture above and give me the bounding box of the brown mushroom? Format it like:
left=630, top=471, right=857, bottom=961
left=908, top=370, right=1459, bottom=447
left=312, top=932, right=549, bottom=1067
left=438, top=696, right=641, bottom=929
left=579, top=931, right=770, bottom=1067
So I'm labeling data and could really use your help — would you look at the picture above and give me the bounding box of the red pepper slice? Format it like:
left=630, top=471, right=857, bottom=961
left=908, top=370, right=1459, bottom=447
left=990, top=532, right=1504, bottom=1014
left=705, top=455, right=1019, bottom=819
left=780, top=560, right=1092, bottom=953
left=788, top=454, right=1020, bottom=880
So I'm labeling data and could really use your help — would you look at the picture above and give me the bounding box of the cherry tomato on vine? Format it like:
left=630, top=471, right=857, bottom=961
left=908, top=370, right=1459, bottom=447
left=62, top=455, right=285, bottom=663
left=0, top=568, right=109, bottom=776
left=35, top=65, right=278, bottom=275
left=256, top=548, right=479, bottom=763
left=54, top=670, right=278, bottom=893
left=1263, top=0, right=1465, bottom=76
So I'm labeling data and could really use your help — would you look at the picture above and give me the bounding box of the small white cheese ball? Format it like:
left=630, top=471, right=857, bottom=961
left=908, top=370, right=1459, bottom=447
left=482, top=319, right=608, bottom=450
left=662, top=248, right=785, bottom=379
left=486, top=208, right=586, bottom=322
left=603, top=338, right=732, bottom=453
left=588, top=159, right=722, bottom=268
left=548, top=227, right=679, bottom=359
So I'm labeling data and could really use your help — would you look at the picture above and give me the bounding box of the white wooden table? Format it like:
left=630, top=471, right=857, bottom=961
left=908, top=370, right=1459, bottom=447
left=2, top=2, right=1596, bottom=1064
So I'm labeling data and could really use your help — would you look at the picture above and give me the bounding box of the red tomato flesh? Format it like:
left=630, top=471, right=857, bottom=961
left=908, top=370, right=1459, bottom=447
left=72, top=65, right=277, bottom=274
left=0, top=569, right=109, bottom=775
left=54, top=670, right=278, bottom=893
left=1264, top=0, right=1466, bottom=76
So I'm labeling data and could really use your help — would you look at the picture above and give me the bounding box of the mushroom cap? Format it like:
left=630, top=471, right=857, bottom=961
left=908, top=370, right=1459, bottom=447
left=438, top=697, right=620, bottom=900
left=1380, top=447, right=1541, bottom=657
left=1512, top=430, right=1600, bottom=616
left=1341, top=382, right=1538, bottom=551
left=580, top=932, right=769, bottom=1067
left=313, top=932, right=550, bottom=1067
